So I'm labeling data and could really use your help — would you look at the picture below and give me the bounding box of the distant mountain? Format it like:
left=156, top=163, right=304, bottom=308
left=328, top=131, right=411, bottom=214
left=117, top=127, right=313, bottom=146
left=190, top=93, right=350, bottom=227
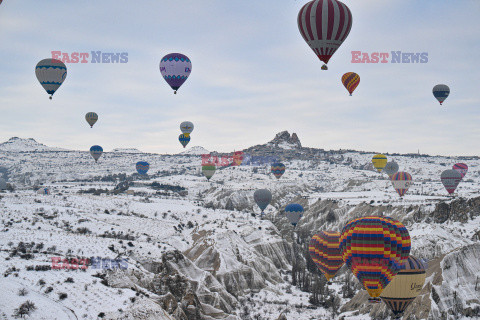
left=179, top=146, right=210, bottom=155
left=266, top=131, right=302, bottom=149
left=0, top=137, right=68, bottom=152
left=111, top=148, right=144, bottom=154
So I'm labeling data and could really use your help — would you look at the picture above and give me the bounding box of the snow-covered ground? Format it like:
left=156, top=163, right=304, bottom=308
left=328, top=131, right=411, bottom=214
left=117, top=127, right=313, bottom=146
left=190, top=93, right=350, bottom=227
left=0, top=137, right=479, bottom=319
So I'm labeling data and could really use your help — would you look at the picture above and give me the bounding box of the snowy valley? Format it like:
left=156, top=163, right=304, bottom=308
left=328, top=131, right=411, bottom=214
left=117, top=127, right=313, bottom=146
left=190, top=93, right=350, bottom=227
left=0, top=133, right=479, bottom=320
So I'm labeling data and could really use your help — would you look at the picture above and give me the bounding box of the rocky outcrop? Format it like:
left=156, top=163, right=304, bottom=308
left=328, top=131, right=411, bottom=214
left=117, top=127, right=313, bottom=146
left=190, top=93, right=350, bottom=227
left=268, top=131, right=302, bottom=149
left=184, top=226, right=289, bottom=298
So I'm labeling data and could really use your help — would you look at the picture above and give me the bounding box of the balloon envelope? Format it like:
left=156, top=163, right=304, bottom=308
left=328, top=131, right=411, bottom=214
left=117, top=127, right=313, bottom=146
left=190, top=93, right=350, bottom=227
left=271, top=163, right=286, bottom=179
left=441, top=169, right=462, bottom=194
left=452, top=163, right=468, bottom=179
left=297, top=0, right=352, bottom=69
left=35, top=59, right=67, bottom=99
left=380, top=256, right=427, bottom=317
left=372, top=154, right=387, bottom=172
left=179, top=134, right=190, bottom=148
left=136, top=161, right=150, bottom=175
left=85, top=112, right=98, bottom=128
left=90, top=145, right=103, bottom=162
left=433, top=84, right=450, bottom=105
left=309, top=231, right=344, bottom=281
left=180, top=121, right=194, bottom=136
left=384, top=162, right=399, bottom=178
left=340, top=216, right=411, bottom=298
left=254, top=189, right=272, bottom=214
left=391, top=172, right=412, bottom=197
left=341, top=72, right=360, bottom=95
left=160, top=53, right=192, bottom=93
left=0, top=178, right=7, bottom=190
left=202, top=164, right=215, bottom=181
left=285, top=204, right=304, bottom=226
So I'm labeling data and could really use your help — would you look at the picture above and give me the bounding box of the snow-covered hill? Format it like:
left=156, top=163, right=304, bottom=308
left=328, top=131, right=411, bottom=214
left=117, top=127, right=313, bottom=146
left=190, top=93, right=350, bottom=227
left=179, top=146, right=209, bottom=155
left=0, top=137, right=68, bottom=152
left=111, top=148, right=144, bottom=154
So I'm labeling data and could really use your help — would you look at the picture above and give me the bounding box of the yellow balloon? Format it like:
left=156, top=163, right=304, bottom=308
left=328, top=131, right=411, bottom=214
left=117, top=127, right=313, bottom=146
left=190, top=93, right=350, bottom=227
left=380, top=256, right=426, bottom=317
left=372, top=154, right=387, bottom=172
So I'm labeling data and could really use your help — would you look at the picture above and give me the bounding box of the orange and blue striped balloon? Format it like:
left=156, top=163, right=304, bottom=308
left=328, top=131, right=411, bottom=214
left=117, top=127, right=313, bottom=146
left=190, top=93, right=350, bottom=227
left=340, top=216, right=411, bottom=299
left=309, top=231, right=344, bottom=281
left=341, top=72, right=360, bottom=96
left=271, top=163, right=286, bottom=179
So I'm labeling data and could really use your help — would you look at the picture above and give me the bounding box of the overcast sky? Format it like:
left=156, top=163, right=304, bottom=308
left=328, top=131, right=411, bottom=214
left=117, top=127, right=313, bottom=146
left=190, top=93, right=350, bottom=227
left=0, top=0, right=479, bottom=156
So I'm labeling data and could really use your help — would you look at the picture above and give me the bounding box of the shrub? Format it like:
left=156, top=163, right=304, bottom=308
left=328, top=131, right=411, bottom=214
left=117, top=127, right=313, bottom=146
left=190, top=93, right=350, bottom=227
left=58, top=292, right=68, bottom=300
left=18, top=288, right=28, bottom=296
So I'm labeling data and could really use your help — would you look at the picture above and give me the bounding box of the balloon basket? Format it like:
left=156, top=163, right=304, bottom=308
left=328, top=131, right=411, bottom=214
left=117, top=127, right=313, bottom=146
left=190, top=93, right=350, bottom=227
left=327, top=281, right=332, bottom=285
left=49, top=96, right=52, bottom=100
left=368, top=298, right=382, bottom=303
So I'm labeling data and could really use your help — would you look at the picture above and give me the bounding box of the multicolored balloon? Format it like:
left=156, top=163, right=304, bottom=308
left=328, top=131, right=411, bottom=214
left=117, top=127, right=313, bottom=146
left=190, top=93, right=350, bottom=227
left=202, top=164, right=215, bottom=181
left=372, top=154, right=387, bottom=172
left=452, top=163, right=468, bottom=179
left=433, top=84, right=450, bottom=105
left=271, top=163, right=286, bottom=179
left=85, top=112, right=98, bottom=128
left=309, top=231, right=344, bottom=282
left=297, top=0, right=352, bottom=70
left=341, top=72, right=360, bottom=96
left=441, top=169, right=462, bottom=194
left=380, top=256, right=427, bottom=318
left=35, top=59, right=67, bottom=99
left=90, top=145, right=103, bottom=163
left=232, top=151, right=244, bottom=166
left=384, top=162, right=399, bottom=179
left=285, top=204, right=304, bottom=226
left=136, top=161, right=150, bottom=175
left=179, top=134, right=190, bottom=148
left=160, top=53, right=192, bottom=94
left=340, top=216, right=411, bottom=300
left=254, top=189, right=272, bottom=215
left=391, top=172, right=413, bottom=197
left=180, top=121, right=194, bottom=137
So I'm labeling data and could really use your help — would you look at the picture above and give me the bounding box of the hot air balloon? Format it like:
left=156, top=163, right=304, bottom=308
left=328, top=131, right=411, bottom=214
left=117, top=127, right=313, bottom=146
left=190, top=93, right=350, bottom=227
left=340, top=216, right=411, bottom=302
left=232, top=151, right=244, bottom=166
left=309, top=231, right=344, bottom=283
left=136, top=161, right=150, bottom=175
left=341, top=72, right=360, bottom=96
left=179, top=134, right=190, bottom=148
left=160, top=53, right=192, bottom=94
left=441, top=169, right=462, bottom=195
left=85, top=112, right=98, bottom=128
left=35, top=59, right=67, bottom=99
left=271, top=163, right=286, bottom=179
left=380, top=256, right=427, bottom=318
left=372, top=154, right=387, bottom=172
left=180, top=121, right=194, bottom=137
left=433, top=84, right=450, bottom=105
left=285, top=204, right=304, bottom=226
left=0, top=178, right=7, bottom=190
left=90, top=145, right=103, bottom=163
left=202, top=164, right=215, bottom=181
left=452, top=163, right=468, bottom=179
left=384, top=162, right=399, bottom=179
left=391, top=172, right=412, bottom=197
left=254, top=189, right=272, bottom=215
left=297, top=0, right=352, bottom=70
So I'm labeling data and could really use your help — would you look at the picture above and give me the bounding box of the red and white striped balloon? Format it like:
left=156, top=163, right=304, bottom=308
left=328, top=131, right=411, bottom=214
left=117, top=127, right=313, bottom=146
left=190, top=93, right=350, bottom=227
left=297, top=0, right=352, bottom=69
